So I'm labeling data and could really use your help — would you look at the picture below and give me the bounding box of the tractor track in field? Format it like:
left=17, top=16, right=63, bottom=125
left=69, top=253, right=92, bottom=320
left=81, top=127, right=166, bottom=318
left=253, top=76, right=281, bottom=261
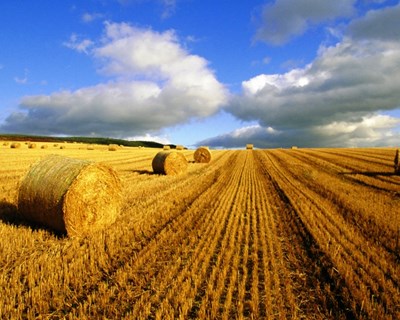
left=52, top=152, right=235, bottom=318
left=258, top=150, right=400, bottom=319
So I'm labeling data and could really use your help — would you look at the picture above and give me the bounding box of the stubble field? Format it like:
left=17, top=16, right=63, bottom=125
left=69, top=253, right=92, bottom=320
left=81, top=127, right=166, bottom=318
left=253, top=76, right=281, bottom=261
left=0, top=142, right=399, bottom=319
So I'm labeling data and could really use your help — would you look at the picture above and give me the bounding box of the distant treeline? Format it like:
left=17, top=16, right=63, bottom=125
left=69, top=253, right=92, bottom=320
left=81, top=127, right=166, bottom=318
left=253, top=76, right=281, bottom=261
left=0, top=134, right=173, bottom=149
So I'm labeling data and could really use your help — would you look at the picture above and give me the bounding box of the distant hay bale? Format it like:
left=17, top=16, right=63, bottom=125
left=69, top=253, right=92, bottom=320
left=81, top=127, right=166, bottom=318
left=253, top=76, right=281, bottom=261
left=60, top=145, right=66, bottom=149
left=108, top=144, right=118, bottom=151
left=152, top=151, right=188, bottom=175
left=10, top=142, right=21, bottom=149
left=194, top=147, right=212, bottom=163
left=28, top=143, right=37, bottom=149
left=176, top=145, right=184, bottom=150
left=18, top=155, right=122, bottom=237
left=53, top=143, right=58, bottom=147
left=246, top=144, right=254, bottom=150
left=291, top=146, right=298, bottom=149
left=394, top=149, right=399, bottom=174
left=41, top=145, right=48, bottom=149
left=163, top=145, right=171, bottom=150
left=87, top=145, right=95, bottom=150
left=3, top=142, right=9, bottom=146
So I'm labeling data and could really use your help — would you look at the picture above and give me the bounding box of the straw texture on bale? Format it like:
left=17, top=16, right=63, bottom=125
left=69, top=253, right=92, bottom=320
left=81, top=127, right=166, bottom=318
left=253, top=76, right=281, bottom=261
left=152, top=151, right=188, bottom=175
left=10, top=142, right=21, bottom=149
left=246, top=144, right=254, bottom=150
left=18, top=155, right=122, bottom=236
left=194, top=147, right=212, bottom=163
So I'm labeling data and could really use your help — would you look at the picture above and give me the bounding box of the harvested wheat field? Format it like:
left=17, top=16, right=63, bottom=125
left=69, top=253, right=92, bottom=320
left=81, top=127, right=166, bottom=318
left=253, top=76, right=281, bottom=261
left=0, top=144, right=399, bottom=319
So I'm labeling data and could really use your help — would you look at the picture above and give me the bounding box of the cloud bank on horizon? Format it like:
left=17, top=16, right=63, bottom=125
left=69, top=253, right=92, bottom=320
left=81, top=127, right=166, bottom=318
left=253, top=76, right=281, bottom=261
left=201, top=1, right=400, bottom=148
left=1, top=0, right=400, bottom=148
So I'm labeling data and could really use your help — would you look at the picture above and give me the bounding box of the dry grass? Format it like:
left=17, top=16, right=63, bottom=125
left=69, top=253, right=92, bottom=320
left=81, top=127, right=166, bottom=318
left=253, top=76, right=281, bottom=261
left=0, top=146, right=398, bottom=319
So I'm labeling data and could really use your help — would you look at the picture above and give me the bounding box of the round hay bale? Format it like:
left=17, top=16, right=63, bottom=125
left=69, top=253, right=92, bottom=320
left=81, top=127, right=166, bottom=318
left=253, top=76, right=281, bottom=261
left=163, top=145, right=171, bottom=150
left=18, top=155, right=122, bottom=236
left=87, top=145, right=95, bottom=150
left=41, top=144, right=48, bottom=149
left=152, top=151, right=188, bottom=175
left=194, top=147, right=212, bottom=163
left=3, top=142, right=9, bottom=146
left=176, top=145, right=184, bottom=150
left=246, top=144, right=254, bottom=150
left=60, top=145, right=66, bottom=149
left=28, top=143, right=37, bottom=149
left=10, top=142, right=21, bottom=149
left=108, top=144, right=118, bottom=151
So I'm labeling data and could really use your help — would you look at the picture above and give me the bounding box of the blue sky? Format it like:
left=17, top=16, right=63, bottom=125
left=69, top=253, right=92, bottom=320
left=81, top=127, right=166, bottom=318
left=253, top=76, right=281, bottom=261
left=1, top=0, right=400, bottom=148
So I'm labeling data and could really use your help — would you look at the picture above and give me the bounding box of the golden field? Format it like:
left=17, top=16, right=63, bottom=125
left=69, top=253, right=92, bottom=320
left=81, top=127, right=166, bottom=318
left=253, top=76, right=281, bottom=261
left=0, top=142, right=399, bottom=319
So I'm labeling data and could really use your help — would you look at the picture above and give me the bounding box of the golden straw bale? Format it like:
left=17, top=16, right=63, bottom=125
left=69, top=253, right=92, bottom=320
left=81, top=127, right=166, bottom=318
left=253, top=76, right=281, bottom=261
left=194, top=147, right=212, bottom=163
left=3, top=142, right=9, bottom=146
left=176, top=145, right=184, bottom=150
left=163, top=145, right=171, bottom=150
left=18, top=155, right=122, bottom=236
left=246, top=144, right=254, bottom=149
left=108, top=144, right=118, bottom=151
left=60, top=145, right=66, bottom=149
left=10, top=142, right=21, bottom=149
left=152, top=151, right=188, bottom=175
left=41, top=145, right=48, bottom=149
left=87, top=145, right=95, bottom=150
left=28, top=143, right=37, bottom=149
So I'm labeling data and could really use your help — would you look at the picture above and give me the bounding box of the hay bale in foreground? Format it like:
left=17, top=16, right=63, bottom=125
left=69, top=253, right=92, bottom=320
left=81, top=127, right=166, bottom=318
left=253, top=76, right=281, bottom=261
left=194, top=147, right=212, bottom=163
left=18, top=155, right=122, bottom=236
left=10, top=142, right=21, bottom=149
left=152, top=151, right=188, bottom=175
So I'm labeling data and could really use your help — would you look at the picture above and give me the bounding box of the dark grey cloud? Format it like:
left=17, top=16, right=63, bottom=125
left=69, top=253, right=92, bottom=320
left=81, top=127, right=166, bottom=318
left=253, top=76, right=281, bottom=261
left=255, top=0, right=356, bottom=45
left=348, top=3, right=400, bottom=41
left=199, top=115, right=400, bottom=149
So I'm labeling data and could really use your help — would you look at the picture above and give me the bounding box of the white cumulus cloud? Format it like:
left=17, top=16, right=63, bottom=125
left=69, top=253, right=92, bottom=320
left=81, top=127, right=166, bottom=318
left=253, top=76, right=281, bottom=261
left=2, top=22, right=228, bottom=138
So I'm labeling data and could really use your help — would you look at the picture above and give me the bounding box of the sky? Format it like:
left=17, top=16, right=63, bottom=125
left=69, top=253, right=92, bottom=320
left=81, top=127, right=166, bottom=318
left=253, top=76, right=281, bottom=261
left=0, top=0, right=400, bottom=148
